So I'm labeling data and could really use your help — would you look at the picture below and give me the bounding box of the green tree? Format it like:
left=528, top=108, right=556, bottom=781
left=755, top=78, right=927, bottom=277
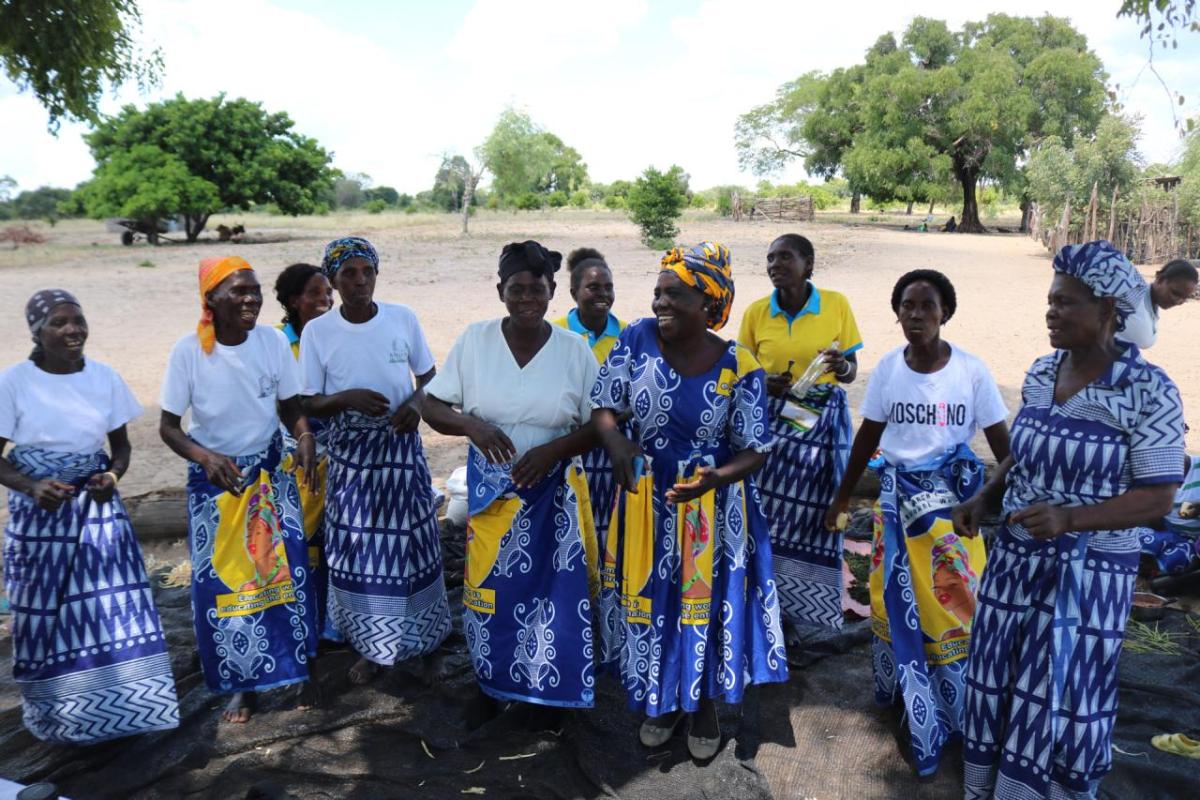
left=9, top=186, right=75, bottom=222
left=429, top=154, right=470, bottom=211
left=0, top=0, right=162, bottom=129
left=1026, top=114, right=1143, bottom=222
left=79, top=144, right=220, bottom=241
left=538, top=133, right=589, bottom=194
left=365, top=185, right=400, bottom=206
left=479, top=107, right=588, bottom=204
left=627, top=165, right=689, bottom=249
left=84, top=93, right=334, bottom=240
left=332, top=173, right=369, bottom=210
left=737, top=15, right=1108, bottom=231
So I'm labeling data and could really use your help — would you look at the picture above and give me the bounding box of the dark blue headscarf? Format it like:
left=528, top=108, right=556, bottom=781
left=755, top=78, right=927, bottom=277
left=1052, top=240, right=1147, bottom=332
left=322, top=236, right=379, bottom=280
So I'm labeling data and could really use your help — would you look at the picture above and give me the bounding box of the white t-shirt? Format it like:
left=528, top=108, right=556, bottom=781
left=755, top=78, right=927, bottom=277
left=426, top=319, right=598, bottom=459
left=1116, top=291, right=1157, bottom=350
left=299, top=302, right=436, bottom=412
left=0, top=359, right=142, bottom=454
left=159, top=326, right=301, bottom=457
left=861, top=343, right=1008, bottom=468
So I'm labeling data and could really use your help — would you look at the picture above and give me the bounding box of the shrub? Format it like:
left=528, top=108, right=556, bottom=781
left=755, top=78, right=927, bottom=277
left=627, top=165, right=689, bottom=248
left=514, top=192, right=543, bottom=210
left=603, top=195, right=626, bottom=210
left=365, top=199, right=388, bottom=214
left=570, top=190, right=589, bottom=208
left=547, top=190, right=569, bottom=208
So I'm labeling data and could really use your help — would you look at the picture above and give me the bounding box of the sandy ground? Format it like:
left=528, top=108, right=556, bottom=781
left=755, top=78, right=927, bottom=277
left=1, top=208, right=1197, bottom=511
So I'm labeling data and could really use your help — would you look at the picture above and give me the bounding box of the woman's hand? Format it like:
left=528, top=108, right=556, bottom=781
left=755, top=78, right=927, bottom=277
left=604, top=432, right=644, bottom=494
left=822, top=348, right=848, bottom=377
left=765, top=372, right=793, bottom=398
left=823, top=495, right=850, bottom=532
left=31, top=478, right=74, bottom=511
left=952, top=495, right=990, bottom=538
left=293, top=435, right=318, bottom=489
left=468, top=419, right=517, bottom=464
left=390, top=400, right=421, bottom=434
left=512, top=443, right=557, bottom=489
left=1008, top=503, right=1074, bottom=540
left=339, top=389, right=390, bottom=417
left=85, top=472, right=117, bottom=504
left=666, top=466, right=720, bottom=504
left=199, top=450, right=244, bottom=496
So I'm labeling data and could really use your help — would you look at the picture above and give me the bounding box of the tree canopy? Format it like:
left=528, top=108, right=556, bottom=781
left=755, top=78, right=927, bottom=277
left=735, top=14, right=1108, bottom=231
left=81, top=93, right=334, bottom=240
left=627, top=165, right=689, bottom=249
left=478, top=107, right=588, bottom=207
left=0, top=0, right=161, bottom=129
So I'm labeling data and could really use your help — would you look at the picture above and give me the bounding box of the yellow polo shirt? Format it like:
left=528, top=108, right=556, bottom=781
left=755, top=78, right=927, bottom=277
left=553, top=309, right=626, bottom=364
left=738, top=284, right=862, bottom=386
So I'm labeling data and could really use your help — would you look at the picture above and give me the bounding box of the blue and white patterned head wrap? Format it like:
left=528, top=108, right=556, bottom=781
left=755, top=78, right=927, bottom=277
left=1052, top=240, right=1147, bottom=332
left=322, top=236, right=379, bottom=279
left=25, top=288, right=81, bottom=339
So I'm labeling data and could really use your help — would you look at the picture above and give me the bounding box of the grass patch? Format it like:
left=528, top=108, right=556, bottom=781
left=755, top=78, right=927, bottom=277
left=1124, top=619, right=1185, bottom=656
left=137, top=259, right=155, bottom=268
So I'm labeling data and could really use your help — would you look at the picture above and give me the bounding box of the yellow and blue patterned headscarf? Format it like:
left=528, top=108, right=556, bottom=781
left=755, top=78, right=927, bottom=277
left=660, top=242, right=735, bottom=331
left=1052, top=240, right=1147, bottom=332
left=322, top=236, right=379, bottom=280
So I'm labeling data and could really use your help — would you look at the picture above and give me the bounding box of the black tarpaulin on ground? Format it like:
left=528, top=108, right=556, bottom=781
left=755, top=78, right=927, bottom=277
left=0, top=522, right=1197, bottom=799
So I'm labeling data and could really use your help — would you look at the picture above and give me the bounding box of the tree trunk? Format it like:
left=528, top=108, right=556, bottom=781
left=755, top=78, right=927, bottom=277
left=954, top=162, right=985, bottom=233
left=1019, top=200, right=1032, bottom=233
left=850, top=191, right=861, bottom=214
left=184, top=213, right=210, bottom=242
left=906, top=200, right=914, bottom=215
left=461, top=169, right=477, bottom=236
left=928, top=199, right=935, bottom=214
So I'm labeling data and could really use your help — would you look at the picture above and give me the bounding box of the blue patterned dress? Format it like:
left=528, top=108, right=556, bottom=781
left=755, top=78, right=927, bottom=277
left=5, top=448, right=180, bottom=743
left=591, top=319, right=788, bottom=716
left=964, top=344, right=1185, bottom=799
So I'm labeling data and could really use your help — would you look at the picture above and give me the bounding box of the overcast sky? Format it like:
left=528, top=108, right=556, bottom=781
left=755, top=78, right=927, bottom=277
left=2, top=0, right=1198, bottom=195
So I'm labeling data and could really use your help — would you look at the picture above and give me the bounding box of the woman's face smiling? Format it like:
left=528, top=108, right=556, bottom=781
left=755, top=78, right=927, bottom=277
left=572, top=265, right=615, bottom=321
left=652, top=271, right=708, bottom=341
left=333, top=256, right=377, bottom=310
left=292, top=272, right=333, bottom=327
left=500, top=270, right=553, bottom=328
left=1045, top=273, right=1114, bottom=350
left=766, top=239, right=810, bottom=292
left=39, top=303, right=88, bottom=363
left=208, top=269, right=262, bottom=333
left=896, top=280, right=944, bottom=347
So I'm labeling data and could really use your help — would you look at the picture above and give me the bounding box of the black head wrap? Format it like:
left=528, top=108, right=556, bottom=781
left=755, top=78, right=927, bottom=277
left=498, top=240, right=562, bottom=284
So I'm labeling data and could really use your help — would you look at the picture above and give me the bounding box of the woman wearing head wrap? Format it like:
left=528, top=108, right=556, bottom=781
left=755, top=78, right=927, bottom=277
left=0, top=291, right=179, bottom=743
left=821, top=269, right=1010, bottom=777
left=552, top=247, right=629, bottom=667
left=955, top=240, right=1185, bottom=799
left=423, top=240, right=600, bottom=724
left=738, top=233, right=863, bottom=636
left=160, top=257, right=319, bottom=723
left=273, top=263, right=339, bottom=642
left=300, top=237, right=450, bottom=686
left=592, top=242, right=787, bottom=760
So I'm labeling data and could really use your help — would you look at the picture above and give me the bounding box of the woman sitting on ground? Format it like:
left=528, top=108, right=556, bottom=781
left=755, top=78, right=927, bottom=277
left=1, top=290, right=180, bottom=743
left=160, top=257, right=319, bottom=724
left=593, top=242, right=787, bottom=760
left=823, top=269, right=1010, bottom=777
left=423, top=240, right=600, bottom=726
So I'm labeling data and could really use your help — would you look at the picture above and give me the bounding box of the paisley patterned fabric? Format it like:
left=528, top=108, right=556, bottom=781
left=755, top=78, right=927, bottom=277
left=4, top=447, right=179, bottom=743
left=463, top=447, right=597, bottom=707
left=185, top=433, right=317, bottom=693
left=964, top=343, right=1185, bottom=799
left=590, top=318, right=787, bottom=717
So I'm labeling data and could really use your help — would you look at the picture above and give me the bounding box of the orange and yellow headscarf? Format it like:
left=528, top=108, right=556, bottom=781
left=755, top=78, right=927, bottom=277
left=197, top=256, right=253, bottom=354
left=660, top=242, right=735, bottom=331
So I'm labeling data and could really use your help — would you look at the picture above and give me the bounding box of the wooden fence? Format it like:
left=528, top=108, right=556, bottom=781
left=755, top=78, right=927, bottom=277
left=731, top=195, right=815, bottom=223
left=1029, top=184, right=1199, bottom=264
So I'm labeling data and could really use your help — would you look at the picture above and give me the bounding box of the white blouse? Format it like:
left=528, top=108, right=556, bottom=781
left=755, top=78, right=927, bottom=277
left=426, top=319, right=598, bottom=459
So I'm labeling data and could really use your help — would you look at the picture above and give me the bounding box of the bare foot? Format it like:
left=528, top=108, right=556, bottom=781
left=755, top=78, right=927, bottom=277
left=348, top=657, right=380, bottom=685
left=294, top=680, right=321, bottom=710
left=222, top=691, right=255, bottom=723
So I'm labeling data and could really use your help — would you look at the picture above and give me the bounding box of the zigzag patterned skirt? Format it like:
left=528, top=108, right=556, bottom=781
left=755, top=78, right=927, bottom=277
left=964, top=526, right=1137, bottom=799
left=3, top=446, right=179, bottom=744
left=186, top=435, right=317, bottom=693
left=324, top=412, right=450, bottom=666
left=756, top=387, right=851, bottom=629
left=464, top=448, right=598, bottom=707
